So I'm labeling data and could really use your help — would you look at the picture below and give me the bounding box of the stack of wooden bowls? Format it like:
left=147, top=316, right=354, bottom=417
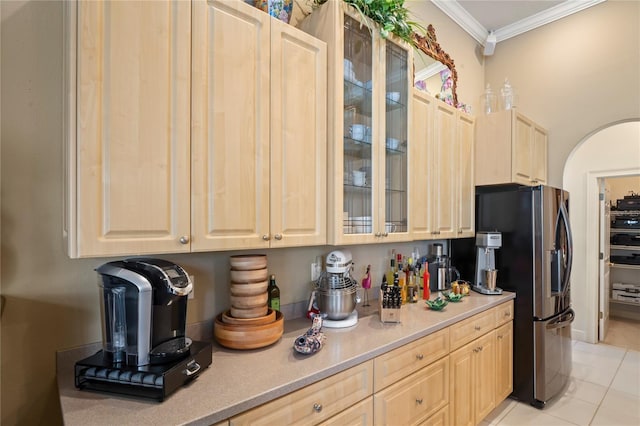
left=214, top=255, right=284, bottom=350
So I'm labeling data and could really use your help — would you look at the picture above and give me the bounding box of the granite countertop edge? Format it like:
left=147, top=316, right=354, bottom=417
left=57, top=292, right=515, bottom=425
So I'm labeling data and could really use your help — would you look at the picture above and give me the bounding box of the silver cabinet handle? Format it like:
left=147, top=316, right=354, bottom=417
left=474, top=325, right=481, bottom=331
left=262, top=234, right=270, bottom=241
left=504, top=312, right=511, bottom=317
left=179, top=236, right=189, bottom=244
left=498, top=335, right=503, bottom=340
left=416, top=354, right=424, bottom=360
left=274, top=234, right=282, bottom=240
left=473, top=348, right=479, bottom=353
left=416, top=398, right=423, bottom=404
left=313, top=403, right=322, bottom=412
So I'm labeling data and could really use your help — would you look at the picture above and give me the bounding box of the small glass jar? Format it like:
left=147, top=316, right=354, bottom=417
left=481, top=83, right=497, bottom=114
left=500, top=78, right=515, bottom=110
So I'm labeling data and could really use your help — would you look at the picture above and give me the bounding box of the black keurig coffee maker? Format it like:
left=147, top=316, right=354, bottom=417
left=75, top=258, right=212, bottom=401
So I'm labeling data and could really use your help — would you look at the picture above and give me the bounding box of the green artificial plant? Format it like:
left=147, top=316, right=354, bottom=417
left=313, top=0, right=425, bottom=45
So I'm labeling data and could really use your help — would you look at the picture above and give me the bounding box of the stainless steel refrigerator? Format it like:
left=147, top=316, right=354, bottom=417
left=452, top=184, right=574, bottom=408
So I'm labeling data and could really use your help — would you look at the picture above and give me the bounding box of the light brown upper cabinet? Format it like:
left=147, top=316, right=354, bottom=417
left=411, top=89, right=475, bottom=240
left=475, top=109, right=548, bottom=186
left=64, top=0, right=192, bottom=258
left=65, top=0, right=327, bottom=258
left=191, top=0, right=327, bottom=251
left=300, top=1, right=413, bottom=245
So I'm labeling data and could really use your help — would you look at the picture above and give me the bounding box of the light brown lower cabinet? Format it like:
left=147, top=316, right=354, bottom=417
left=229, top=361, right=372, bottom=425
left=373, top=357, right=449, bottom=425
left=495, top=321, right=514, bottom=402
left=228, top=301, right=513, bottom=426
left=319, top=396, right=373, bottom=426
left=449, top=330, right=496, bottom=426
left=419, top=405, right=449, bottom=426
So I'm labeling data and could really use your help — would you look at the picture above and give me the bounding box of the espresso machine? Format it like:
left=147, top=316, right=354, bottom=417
left=426, top=243, right=460, bottom=293
left=75, top=258, right=212, bottom=401
left=473, top=232, right=503, bottom=295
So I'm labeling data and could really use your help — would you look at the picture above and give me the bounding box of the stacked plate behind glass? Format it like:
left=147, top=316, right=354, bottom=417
left=214, top=255, right=284, bottom=350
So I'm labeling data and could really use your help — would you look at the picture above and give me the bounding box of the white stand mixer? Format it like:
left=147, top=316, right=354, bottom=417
left=309, top=250, right=360, bottom=328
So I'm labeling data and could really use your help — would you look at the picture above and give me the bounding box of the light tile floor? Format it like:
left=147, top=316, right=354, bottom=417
left=482, top=318, right=640, bottom=425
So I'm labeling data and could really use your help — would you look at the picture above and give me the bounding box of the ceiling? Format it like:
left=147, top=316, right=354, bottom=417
left=431, top=0, right=606, bottom=48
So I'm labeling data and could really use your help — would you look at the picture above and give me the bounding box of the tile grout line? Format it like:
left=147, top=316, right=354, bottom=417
left=587, top=347, right=629, bottom=425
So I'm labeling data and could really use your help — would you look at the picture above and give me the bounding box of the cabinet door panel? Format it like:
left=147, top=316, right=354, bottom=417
left=432, top=103, right=456, bottom=238
left=512, top=113, right=533, bottom=184
left=495, top=322, right=514, bottom=402
left=532, top=125, right=548, bottom=184
left=374, top=358, right=449, bottom=426
left=449, top=347, right=474, bottom=426
left=191, top=0, right=270, bottom=251
left=475, top=331, right=497, bottom=421
left=73, top=0, right=191, bottom=257
left=457, top=113, right=475, bottom=237
left=270, top=20, right=327, bottom=247
left=383, top=39, right=410, bottom=239
left=410, top=90, right=435, bottom=239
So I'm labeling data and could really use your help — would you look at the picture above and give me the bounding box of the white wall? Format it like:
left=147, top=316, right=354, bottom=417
left=485, top=1, right=640, bottom=187
left=563, top=120, right=640, bottom=343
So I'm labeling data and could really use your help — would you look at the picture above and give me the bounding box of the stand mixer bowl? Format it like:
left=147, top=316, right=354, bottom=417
left=315, top=286, right=358, bottom=320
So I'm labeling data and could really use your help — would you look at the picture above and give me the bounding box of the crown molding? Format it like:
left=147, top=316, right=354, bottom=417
left=430, top=0, right=488, bottom=45
left=494, top=0, right=606, bottom=42
left=431, top=0, right=606, bottom=46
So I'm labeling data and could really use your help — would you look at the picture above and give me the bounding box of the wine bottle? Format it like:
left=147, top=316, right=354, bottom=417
left=268, top=274, right=280, bottom=311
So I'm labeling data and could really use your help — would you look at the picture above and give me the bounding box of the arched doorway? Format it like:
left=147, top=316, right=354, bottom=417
left=563, top=120, right=640, bottom=343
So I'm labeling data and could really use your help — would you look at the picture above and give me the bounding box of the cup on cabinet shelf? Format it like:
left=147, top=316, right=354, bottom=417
left=386, top=137, right=400, bottom=150
left=352, top=170, right=367, bottom=187
left=349, top=124, right=366, bottom=142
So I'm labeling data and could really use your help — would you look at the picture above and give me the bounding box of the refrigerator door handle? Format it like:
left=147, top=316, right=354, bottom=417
left=558, top=201, right=573, bottom=298
left=546, top=308, right=575, bottom=331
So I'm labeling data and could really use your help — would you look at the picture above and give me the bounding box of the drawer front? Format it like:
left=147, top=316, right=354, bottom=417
left=230, top=360, right=373, bottom=426
left=373, top=357, right=449, bottom=426
left=494, top=301, right=514, bottom=327
left=449, top=308, right=495, bottom=351
left=374, top=328, right=449, bottom=392
left=319, top=396, right=373, bottom=426
left=419, top=405, right=448, bottom=426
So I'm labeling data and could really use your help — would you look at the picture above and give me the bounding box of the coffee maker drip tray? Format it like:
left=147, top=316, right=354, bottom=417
left=150, top=337, right=192, bottom=364
left=75, top=340, right=212, bottom=401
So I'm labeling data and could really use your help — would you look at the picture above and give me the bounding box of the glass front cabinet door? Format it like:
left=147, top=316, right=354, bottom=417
left=300, top=1, right=412, bottom=245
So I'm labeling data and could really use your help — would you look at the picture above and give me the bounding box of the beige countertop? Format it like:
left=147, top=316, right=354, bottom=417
left=57, top=292, right=514, bottom=425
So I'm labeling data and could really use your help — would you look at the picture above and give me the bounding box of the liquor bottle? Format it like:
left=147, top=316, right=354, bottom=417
left=386, top=257, right=396, bottom=288
left=397, top=259, right=407, bottom=304
left=423, top=263, right=431, bottom=300
left=268, top=274, right=281, bottom=311
left=407, top=262, right=418, bottom=303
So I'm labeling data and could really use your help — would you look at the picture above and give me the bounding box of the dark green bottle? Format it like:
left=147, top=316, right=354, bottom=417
left=268, top=274, right=280, bottom=311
